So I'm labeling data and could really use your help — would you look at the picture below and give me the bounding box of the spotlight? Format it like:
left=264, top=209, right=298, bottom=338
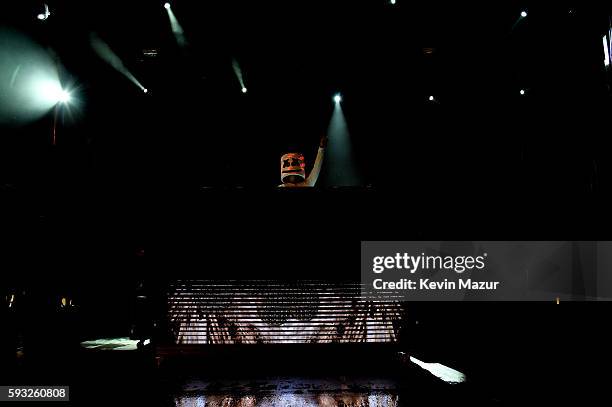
left=37, top=4, right=51, bottom=20
left=428, top=95, right=435, bottom=101
left=520, top=11, right=527, bottom=18
left=58, top=90, right=71, bottom=103
left=164, top=2, right=187, bottom=47
left=519, top=89, right=526, bottom=95
left=390, top=0, right=397, bottom=4
left=38, top=81, right=71, bottom=104
left=333, top=94, right=342, bottom=103
left=143, top=88, right=148, bottom=93
left=241, top=87, right=247, bottom=94
left=90, top=33, right=148, bottom=94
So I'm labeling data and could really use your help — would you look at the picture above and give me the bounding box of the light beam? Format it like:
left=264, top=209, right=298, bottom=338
left=232, top=59, right=248, bottom=94
left=90, top=33, right=147, bottom=93
left=0, top=28, right=69, bottom=125
left=164, top=4, right=187, bottom=48
left=322, top=95, right=361, bottom=187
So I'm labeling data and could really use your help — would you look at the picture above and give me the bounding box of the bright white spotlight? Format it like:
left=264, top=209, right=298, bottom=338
left=37, top=4, right=51, bottom=20
left=164, top=3, right=171, bottom=9
left=520, top=11, right=527, bottom=18
left=428, top=95, right=435, bottom=101
left=143, top=88, right=148, bottom=93
left=520, top=89, right=526, bottom=95
left=390, top=0, right=397, bottom=4
left=241, top=87, right=247, bottom=93
left=58, top=90, right=71, bottom=103
left=333, top=94, right=342, bottom=103
left=37, top=81, right=70, bottom=104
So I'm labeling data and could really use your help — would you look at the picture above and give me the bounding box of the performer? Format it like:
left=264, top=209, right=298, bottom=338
left=279, top=135, right=327, bottom=187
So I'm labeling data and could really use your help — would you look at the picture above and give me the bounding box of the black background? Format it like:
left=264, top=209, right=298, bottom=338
left=2, top=1, right=612, bottom=404
left=1, top=1, right=611, bottom=190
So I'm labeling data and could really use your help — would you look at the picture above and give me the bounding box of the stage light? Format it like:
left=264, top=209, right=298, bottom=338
left=603, top=35, right=610, bottom=67
left=428, top=95, right=435, bottom=101
left=38, top=81, right=70, bottom=104
left=90, top=33, right=147, bottom=93
left=520, top=89, right=526, bottom=95
left=324, top=94, right=361, bottom=186
left=0, top=28, right=73, bottom=126
left=410, top=356, right=466, bottom=384
left=164, top=3, right=187, bottom=48
left=37, top=5, right=50, bottom=20
left=390, top=0, right=396, bottom=4
left=232, top=59, right=248, bottom=95
left=520, top=11, right=527, bottom=18
left=143, top=88, right=148, bottom=93
left=58, top=90, right=71, bottom=103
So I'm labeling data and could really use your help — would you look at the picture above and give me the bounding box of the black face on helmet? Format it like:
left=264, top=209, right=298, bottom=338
left=281, top=153, right=306, bottom=184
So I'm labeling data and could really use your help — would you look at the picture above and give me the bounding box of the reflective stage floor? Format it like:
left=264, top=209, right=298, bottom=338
left=166, top=370, right=487, bottom=407
left=172, top=377, right=402, bottom=407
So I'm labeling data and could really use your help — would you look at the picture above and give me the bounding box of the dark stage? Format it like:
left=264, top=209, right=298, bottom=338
left=2, top=1, right=612, bottom=406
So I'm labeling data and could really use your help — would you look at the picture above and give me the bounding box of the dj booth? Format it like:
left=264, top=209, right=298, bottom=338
left=156, top=280, right=409, bottom=374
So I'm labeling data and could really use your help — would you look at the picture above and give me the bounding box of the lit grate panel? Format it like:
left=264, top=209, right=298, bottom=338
left=168, top=280, right=405, bottom=344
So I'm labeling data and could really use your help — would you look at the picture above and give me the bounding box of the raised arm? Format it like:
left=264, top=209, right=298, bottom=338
left=304, top=135, right=327, bottom=187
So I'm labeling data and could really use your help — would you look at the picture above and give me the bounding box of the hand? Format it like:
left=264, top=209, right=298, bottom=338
left=319, top=135, right=328, bottom=148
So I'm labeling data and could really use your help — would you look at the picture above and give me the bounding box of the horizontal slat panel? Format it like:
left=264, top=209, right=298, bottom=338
left=167, top=280, right=404, bottom=345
